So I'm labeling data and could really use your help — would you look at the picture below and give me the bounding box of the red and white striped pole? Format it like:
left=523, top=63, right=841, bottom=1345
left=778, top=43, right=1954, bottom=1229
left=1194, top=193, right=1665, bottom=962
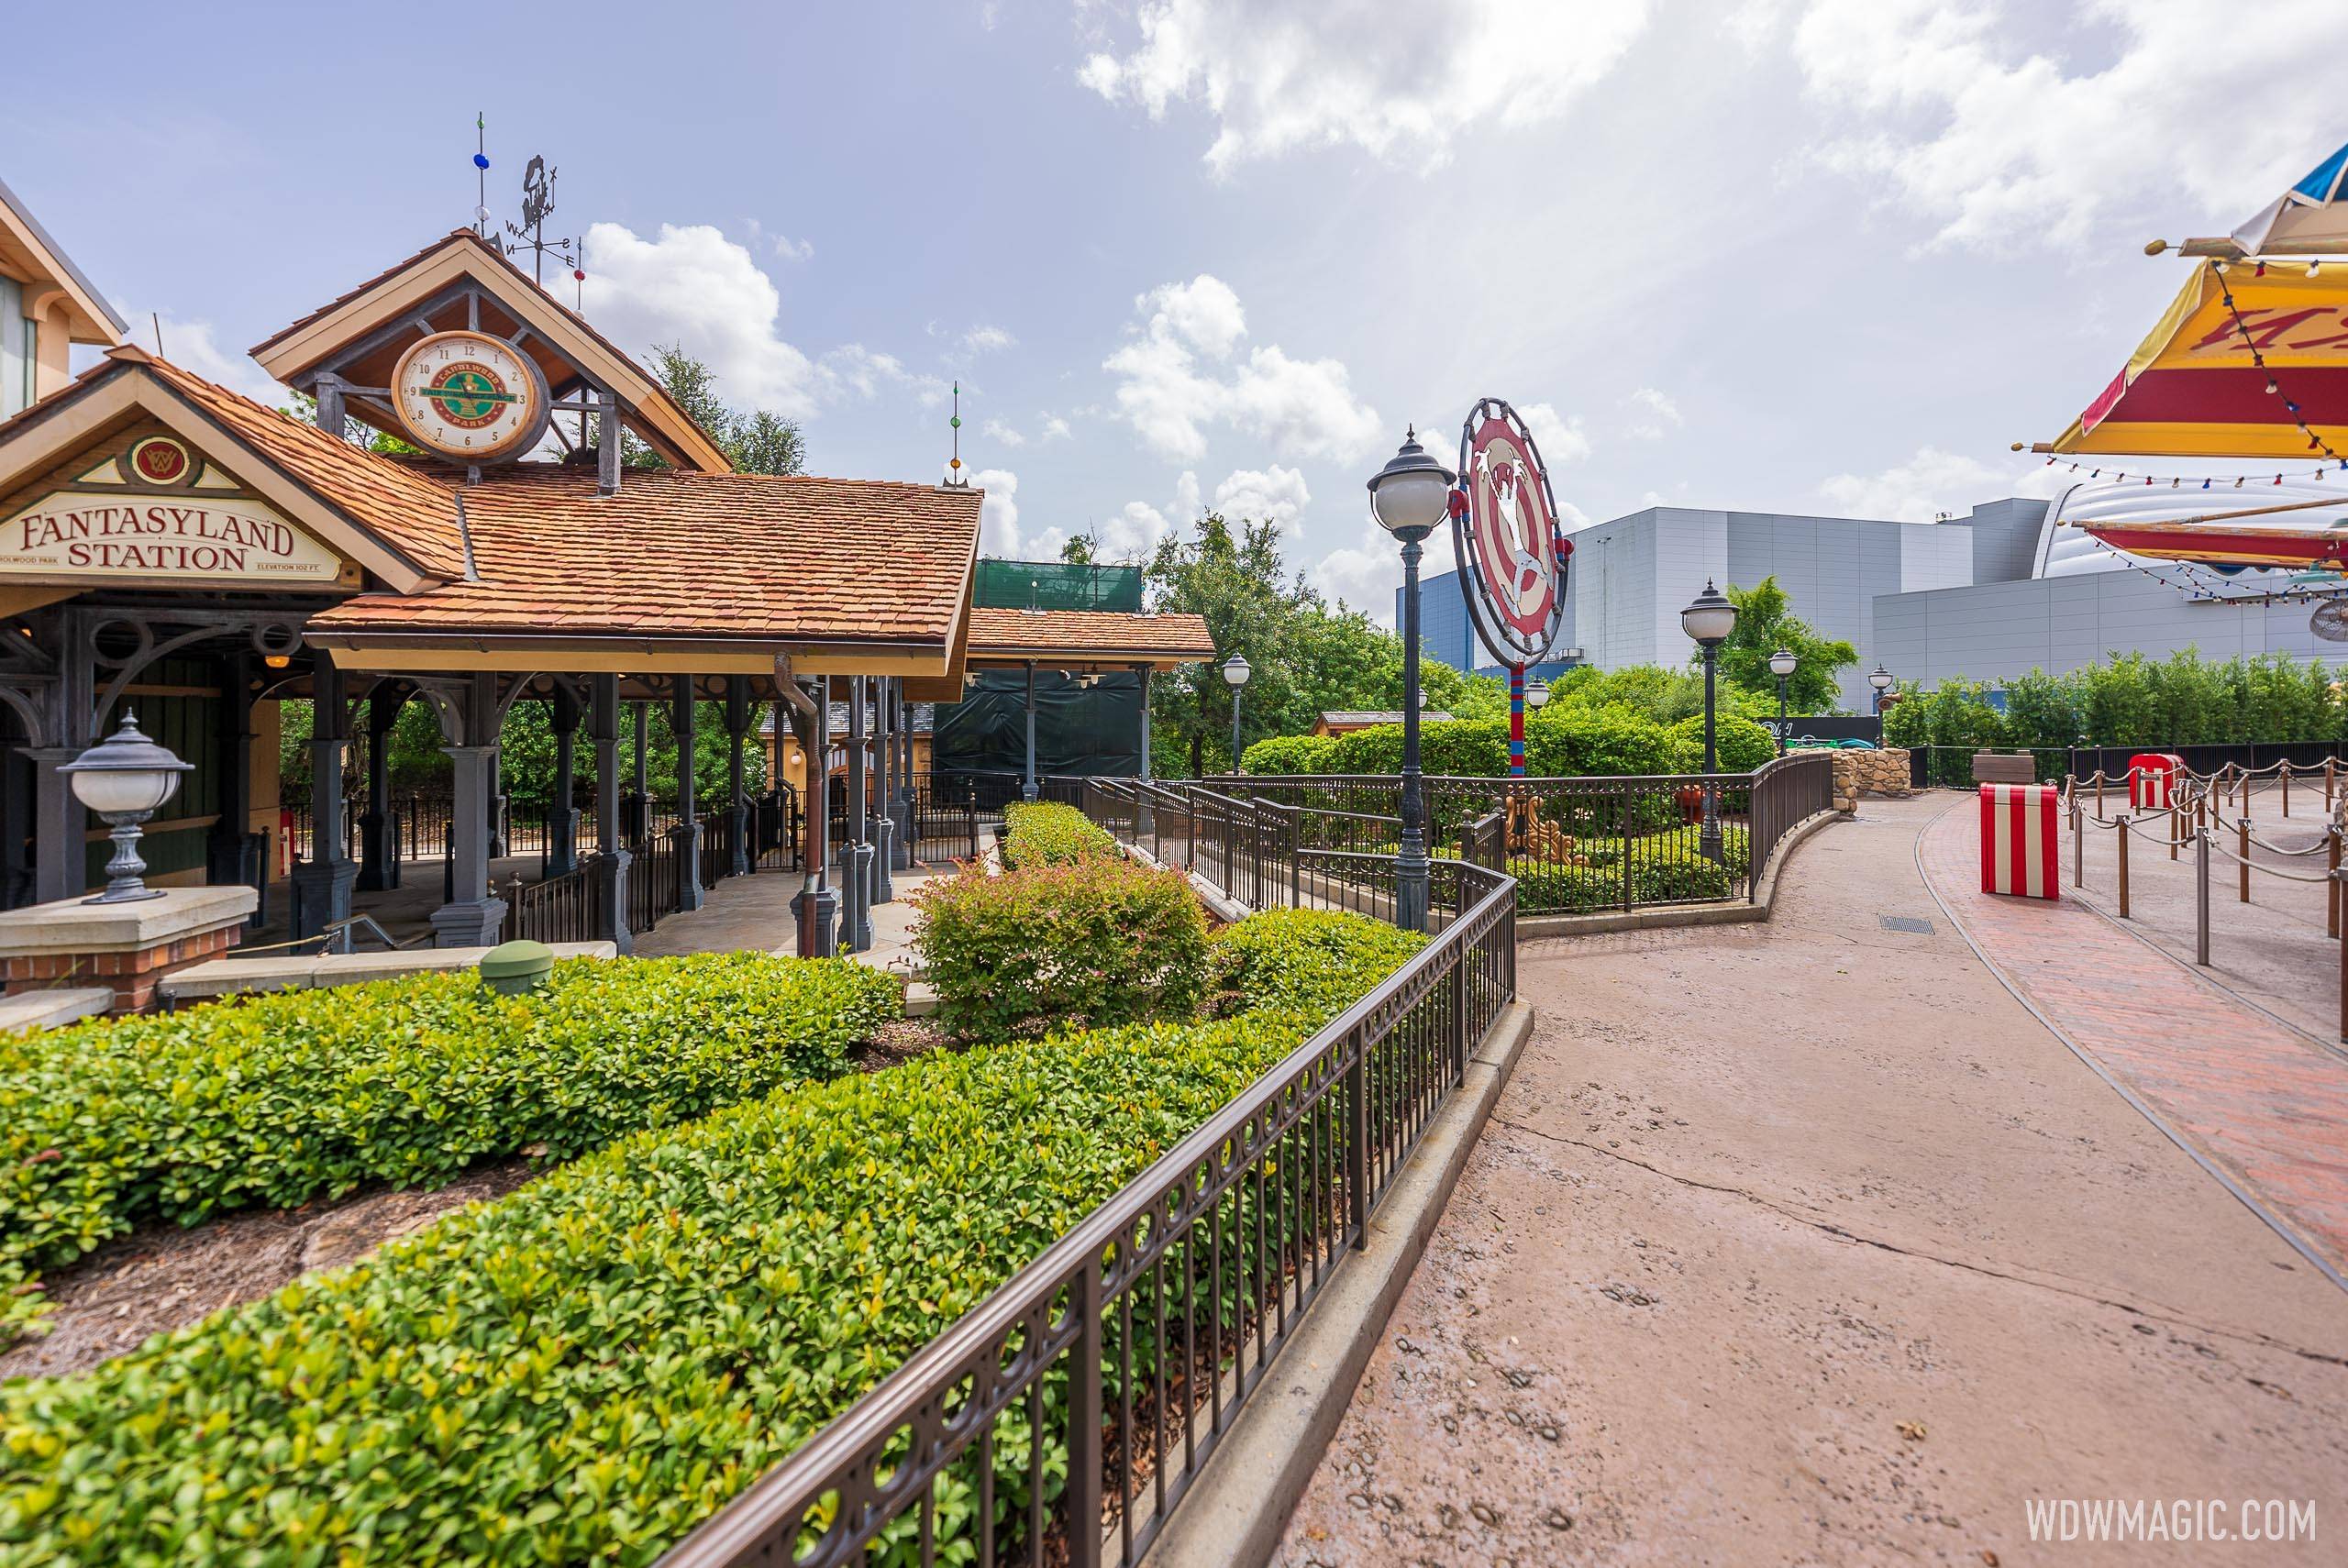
left=1508, top=663, right=1526, bottom=777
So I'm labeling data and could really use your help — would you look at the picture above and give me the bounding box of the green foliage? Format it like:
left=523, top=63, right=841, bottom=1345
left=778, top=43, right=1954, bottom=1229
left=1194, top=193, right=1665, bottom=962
left=281, top=696, right=761, bottom=811
left=1884, top=650, right=2346, bottom=756
left=625, top=343, right=807, bottom=476
left=1669, top=713, right=1778, bottom=774
left=1137, top=513, right=1504, bottom=775
left=1711, top=576, right=1859, bottom=713
left=1523, top=705, right=1683, bottom=778
left=1206, top=908, right=1426, bottom=1020
left=0, top=955, right=898, bottom=1343
left=914, top=856, right=1211, bottom=1039
left=1507, top=823, right=1750, bottom=912
left=0, top=913, right=1419, bottom=1567
left=1321, top=717, right=1511, bottom=777
left=999, top=801, right=1119, bottom=869
left=1240, top=733, right=1338, bottom=775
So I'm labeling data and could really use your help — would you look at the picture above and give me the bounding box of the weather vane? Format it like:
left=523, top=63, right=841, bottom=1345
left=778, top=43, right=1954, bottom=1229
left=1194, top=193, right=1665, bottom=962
left=504, top=155, right=578, bottom=288
left=944, top=381, right=969, bottom=487
left=471, top=112, right=492, bottom=237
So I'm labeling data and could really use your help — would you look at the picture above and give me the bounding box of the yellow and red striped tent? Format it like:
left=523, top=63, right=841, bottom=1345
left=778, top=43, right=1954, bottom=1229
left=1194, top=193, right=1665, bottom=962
left=2048, top=259, right=2348, bottom=459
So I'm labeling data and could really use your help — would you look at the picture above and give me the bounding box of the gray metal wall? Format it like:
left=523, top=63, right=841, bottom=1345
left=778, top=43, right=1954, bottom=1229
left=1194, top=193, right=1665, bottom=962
left=1874, top=567, right=2348, bottom=686
left=1562, top=506, right=1971, bottom=711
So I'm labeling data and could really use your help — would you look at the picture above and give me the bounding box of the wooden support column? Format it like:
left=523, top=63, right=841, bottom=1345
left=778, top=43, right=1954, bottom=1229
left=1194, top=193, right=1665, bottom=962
left=626, top=699, right=649, bottom=845
left=207, top=648, right=257, bottom=893
left=792, top=677, right=837, bottom=956
left=872, top=679, right=896, bottom=901
left=673, top=679, right=703, bottom=911
left=591, top=674, right=632, bottom=954
left=291, top=652, right=357, bottom=938
left=1022, top=659, right=1039, bottom=802
left=430, top=673, right=506, bottom=948
left=725, top=677, right=753, bottom=879
left=1134, top=662, right=1155, bottom=835
left=548, top=685, right=581, bottom=878
left=841, top=676, right=872, bottom=951
left=597, top=392, right=622, bottom=498
left=355, top=686, right=404, bottom=892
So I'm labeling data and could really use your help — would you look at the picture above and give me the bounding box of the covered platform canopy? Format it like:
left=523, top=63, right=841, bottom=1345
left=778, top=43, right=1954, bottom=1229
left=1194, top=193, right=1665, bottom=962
left=0, top=224, right=991, bottom=954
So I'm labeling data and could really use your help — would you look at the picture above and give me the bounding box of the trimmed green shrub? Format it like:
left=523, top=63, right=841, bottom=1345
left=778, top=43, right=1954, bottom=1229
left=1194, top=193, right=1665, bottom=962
left=0, top=911, right=1418, bottom=1568
left=914, top=856, right=1212, bottom=1039
left=0, top=955, right=899, bottom=1343
left=1523, top=705, right=1682, bottom=778
left=999, top=800, right=1118, bottom=868
left=1207, top=907, right=1426, bottom=1020
left=1323, top=717, right=1509, bottom=777
left=1240, top=733, right=1337, bottom=775
left=1669, top=713, right=1778, bottom=774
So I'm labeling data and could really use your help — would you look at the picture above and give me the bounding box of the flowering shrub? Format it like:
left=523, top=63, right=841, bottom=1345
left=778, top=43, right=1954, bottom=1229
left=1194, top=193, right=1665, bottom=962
left=999, top=801, right=1119, bottom=868
left=914, top=856, right=1211, bottom=1039
left=0, top=911, right=1420, bottom=1568
left=0, top=954, right=899, bottom=1344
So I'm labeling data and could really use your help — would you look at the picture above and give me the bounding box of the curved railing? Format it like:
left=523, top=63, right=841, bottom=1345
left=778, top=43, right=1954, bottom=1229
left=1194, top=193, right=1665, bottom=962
left=657, top=850, right=1516, bottom=1568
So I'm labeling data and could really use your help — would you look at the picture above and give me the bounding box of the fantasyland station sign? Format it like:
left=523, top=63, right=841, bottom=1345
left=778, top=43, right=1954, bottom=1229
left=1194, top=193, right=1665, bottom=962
left=1, top=493, right=348, bottom=587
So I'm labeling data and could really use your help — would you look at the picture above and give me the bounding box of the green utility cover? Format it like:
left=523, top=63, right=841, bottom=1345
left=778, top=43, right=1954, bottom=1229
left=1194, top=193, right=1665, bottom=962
left=480, top=939, right=556, bottom=994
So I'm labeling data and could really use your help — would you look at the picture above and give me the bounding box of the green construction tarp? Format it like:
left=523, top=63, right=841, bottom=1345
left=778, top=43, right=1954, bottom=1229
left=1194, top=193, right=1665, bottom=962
left=972, top=558, right=1144, bottom=613
left=932, top=669, right=1144, bottom=777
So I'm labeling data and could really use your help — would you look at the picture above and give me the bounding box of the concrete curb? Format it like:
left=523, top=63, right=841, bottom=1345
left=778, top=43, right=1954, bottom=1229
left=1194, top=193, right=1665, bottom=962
left=1144, top=998, right=1537, bottom=1568
left=1514, top=806, right=1844, bottom=938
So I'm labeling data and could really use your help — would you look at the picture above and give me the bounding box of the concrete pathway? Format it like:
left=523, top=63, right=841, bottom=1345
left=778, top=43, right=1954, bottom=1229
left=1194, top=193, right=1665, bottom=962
left=1275, top=795, right=2347, bottom=1567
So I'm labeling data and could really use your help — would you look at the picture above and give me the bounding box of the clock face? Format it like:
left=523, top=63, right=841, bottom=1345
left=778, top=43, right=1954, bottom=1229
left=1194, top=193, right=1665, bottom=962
left=390, top=331, right=548, bottom=460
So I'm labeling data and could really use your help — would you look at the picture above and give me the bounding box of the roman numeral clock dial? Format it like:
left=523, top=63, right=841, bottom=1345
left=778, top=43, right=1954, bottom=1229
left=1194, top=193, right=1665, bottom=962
left=390, top=330, right=552, bottom=461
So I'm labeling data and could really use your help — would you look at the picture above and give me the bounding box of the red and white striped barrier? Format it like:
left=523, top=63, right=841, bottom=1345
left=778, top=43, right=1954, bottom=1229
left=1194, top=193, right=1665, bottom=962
left=1979, top=782, right=2059, bottom=900
left=2128, top=752, right=2184, bottom=811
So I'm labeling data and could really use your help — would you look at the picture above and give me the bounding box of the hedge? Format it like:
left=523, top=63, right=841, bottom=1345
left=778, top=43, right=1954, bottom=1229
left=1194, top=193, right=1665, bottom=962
left=0, top=911, right=1421, bottom=1567
left=999, top=801, right=1119, bottom=868
left=914, top=856, right=1212, bottom=1039
left=1239, top=733, right=1336, bottom=775
left=1670, top=713, right=1778, bottom=774
left=0, top=955, right=900, bottom=1345
left=1207, top=907, right=1426, bottom=1019
left=1511, top=823, right=1750, bottom=912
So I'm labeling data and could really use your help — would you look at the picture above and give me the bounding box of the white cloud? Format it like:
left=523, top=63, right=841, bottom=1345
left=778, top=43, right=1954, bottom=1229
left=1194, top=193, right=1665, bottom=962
left=1817, top=444, right=2056, bottom=520
left=1039, top=413, right=1074, bottom=442
left=771, top=233, right=814, bottom=263
left=580, top=222, right=829, bottom=417
left=1517, top=401, right=1591, bottom=468
left=1784, top=0, right=2348, bottom=252
left=1105, top=274, right=1381, bottom=462
left=1212, top=464, right=1312, bottom=531
left=981, top=417, right=1026, bottom=447
left=1309, top=518, right=1459, bottom=625
left=127, top=310, right=288, bottom=407
left=1099, top=499, right=1172, bottom=559
left=973, top=467, right=1022, bottom=554
left=1623, top=386, right=1680, bottom=440
left=579, top=221, right=947, bottom=418
left=1080, top=0, right=1655, bottom=173
left=964, top=324, right=1017, bottom=353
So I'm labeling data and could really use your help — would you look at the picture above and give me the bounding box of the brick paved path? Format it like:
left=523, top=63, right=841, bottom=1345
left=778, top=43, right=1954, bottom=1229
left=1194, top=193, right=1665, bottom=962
left=1917, top=797, right=2348, bottom=1281
left=1274, top=797, right=2346, bottom=1567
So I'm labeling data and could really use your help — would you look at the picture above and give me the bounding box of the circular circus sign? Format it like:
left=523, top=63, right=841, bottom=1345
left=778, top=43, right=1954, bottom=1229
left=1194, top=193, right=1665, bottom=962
left=1452, top=397, right=1570, bottom=666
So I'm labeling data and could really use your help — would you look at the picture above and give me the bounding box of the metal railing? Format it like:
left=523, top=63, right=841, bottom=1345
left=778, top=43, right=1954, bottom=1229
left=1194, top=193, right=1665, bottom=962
left=657, top=850, right=1514, bottom=1568
left=504, top=856, right=607, bottom=944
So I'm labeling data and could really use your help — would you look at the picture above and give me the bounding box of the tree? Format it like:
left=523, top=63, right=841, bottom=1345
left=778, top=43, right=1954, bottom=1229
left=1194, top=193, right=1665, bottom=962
left=278, top=393, right=418, bottom=457
left=1707, top=576, right=1857, bottom=713
left=626, top=344, right=806, bottom=476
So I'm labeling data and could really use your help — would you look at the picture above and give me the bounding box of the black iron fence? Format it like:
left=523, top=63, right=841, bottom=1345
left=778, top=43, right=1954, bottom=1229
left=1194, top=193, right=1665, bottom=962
left=1202, top=753, right=1835, bottom=916
left=655, top=847, right=1515, bottom=1568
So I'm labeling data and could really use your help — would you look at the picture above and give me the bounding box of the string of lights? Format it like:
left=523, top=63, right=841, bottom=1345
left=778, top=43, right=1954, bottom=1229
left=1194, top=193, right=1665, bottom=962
left=2211, top=259, right=2347, bottom=465
left=2043, top=456, right=2347, bottom=487
left=2082, top=534, right=2347, bottom=606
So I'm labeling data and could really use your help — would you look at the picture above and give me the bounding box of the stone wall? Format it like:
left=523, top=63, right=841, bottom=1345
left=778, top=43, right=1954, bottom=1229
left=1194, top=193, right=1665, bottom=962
left=1831, top=747, right=1912, bottom=813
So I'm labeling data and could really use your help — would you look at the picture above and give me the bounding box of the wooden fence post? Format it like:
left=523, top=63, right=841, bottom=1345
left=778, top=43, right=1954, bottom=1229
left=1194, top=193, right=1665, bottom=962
left=2117, top=815, right=2130, bottom=919
left=2239, top=814, right=2252, bottom=903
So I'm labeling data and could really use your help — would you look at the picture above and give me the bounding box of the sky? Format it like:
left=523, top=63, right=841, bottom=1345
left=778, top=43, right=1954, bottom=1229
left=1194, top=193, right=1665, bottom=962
left=10, top=0, right=2347, bottom=624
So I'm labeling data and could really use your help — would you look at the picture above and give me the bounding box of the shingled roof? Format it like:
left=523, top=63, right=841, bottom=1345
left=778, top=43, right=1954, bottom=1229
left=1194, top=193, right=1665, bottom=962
left=306, top=463, right=980, bottom=649
left=965, top=606, right=1217, bottom=668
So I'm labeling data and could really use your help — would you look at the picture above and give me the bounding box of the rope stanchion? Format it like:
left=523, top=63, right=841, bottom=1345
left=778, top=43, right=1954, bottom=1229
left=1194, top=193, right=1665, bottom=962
left=2331, top=829, right=2341, bottom=940
left=2118, top=812, right=2130, bottom=919
left=2197, top=822, right=2212, bottom=966
left=2240, top=814, right=2253, bottom=904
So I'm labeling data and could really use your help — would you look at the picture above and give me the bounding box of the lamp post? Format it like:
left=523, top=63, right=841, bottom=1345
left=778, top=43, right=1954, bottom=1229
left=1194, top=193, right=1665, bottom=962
left=1680, top=580, right=1739, bottom=864
left=1768, top=646, right=1797, bottom=751
left=1222, top=653, right=1250, bottom=772
left=1869, top=662, right=1893, bottom=717
left=61, top=712, right=194, bottom=903
left=1368, top=425, right=1456, bottom=933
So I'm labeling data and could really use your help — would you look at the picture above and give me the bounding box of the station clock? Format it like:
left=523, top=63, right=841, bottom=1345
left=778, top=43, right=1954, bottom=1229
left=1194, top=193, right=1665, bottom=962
left=390, top=330, right=551, bottom=461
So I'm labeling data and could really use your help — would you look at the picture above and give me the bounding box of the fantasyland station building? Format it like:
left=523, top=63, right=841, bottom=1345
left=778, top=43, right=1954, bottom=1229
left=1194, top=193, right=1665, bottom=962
left=0, top=219, right=1211, bottom=955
